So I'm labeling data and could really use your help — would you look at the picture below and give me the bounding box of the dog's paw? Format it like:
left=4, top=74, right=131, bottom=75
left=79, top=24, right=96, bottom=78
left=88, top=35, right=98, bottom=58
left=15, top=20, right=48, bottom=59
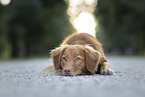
left=100, top=68, right=114, bottom=75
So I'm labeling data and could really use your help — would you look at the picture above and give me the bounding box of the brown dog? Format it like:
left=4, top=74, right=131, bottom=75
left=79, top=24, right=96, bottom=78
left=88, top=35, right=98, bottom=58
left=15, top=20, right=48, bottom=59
left=42, top=33, right=114, bottom=76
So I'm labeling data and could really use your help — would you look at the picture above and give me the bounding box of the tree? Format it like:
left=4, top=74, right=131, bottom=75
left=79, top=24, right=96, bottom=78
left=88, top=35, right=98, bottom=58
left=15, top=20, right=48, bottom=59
left=96, top=0, right=145, bottom=55
left=0, top=0, right=74, bottom=58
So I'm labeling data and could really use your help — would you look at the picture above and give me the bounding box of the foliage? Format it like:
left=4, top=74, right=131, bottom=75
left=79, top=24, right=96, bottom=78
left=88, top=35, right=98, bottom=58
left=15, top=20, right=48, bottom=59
left=1, top=0, right=145, bottom=58
left=0, top=0, right=74, bottom=58
left=96, top=0, right=145, bottom=55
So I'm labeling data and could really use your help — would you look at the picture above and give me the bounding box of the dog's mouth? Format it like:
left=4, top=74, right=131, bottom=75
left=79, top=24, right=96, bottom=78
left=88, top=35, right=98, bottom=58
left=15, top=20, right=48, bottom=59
left=61, top=71, right=81, bottom=76
left=62, top=72, right=72, bottom=76
left=61, top=67, right=92, bottom=76
left=61, top=71, right=91, bottom=76
left=61, top=71, right=77, bottom=76
left=61, top=73, right=91, bottom=76
left=62, top=74, right=73, bottom=76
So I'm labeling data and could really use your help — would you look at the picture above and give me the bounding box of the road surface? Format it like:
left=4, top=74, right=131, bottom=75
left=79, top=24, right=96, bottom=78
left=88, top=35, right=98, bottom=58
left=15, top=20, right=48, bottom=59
left=0, top=56, right=145, bottom=97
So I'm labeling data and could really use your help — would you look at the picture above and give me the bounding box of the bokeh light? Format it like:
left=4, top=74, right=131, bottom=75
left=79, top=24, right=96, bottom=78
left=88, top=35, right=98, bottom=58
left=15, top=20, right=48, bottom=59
left=0, top=0, right=11, bottom=6
left=73, top=12, right=96, bottom=37
left=66, top=0, right=97, bottom=37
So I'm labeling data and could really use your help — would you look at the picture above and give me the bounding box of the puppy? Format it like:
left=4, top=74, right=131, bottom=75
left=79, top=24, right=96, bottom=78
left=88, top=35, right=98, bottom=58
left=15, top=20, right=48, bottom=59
left=42, top=33, right=114, bottom=76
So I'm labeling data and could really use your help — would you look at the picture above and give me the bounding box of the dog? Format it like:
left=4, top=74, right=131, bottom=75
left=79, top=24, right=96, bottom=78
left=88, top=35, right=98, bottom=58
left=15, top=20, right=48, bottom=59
left=42, top=33, right=114, bottom=76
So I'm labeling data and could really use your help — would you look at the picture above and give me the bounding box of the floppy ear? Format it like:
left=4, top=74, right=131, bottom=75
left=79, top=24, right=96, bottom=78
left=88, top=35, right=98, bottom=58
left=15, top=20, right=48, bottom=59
left=85, top=46, right=101, bottom=74
left=50, top=45, right=68, bottom=70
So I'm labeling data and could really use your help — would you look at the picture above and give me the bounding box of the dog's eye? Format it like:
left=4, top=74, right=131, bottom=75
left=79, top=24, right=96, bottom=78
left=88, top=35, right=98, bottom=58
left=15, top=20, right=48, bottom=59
left=62, top=56, right=66, bottom=60
left=76, top=57, right=81, bottom=60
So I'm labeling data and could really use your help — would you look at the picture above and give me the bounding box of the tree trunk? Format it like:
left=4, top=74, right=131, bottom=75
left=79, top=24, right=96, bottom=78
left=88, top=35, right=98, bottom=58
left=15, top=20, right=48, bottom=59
left=9, top=31, right=19, bottom=58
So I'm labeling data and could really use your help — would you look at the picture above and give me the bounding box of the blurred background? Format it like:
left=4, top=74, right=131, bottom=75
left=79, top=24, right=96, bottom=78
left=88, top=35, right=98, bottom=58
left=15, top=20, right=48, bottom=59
left=0, top=0, right=145, bottom=59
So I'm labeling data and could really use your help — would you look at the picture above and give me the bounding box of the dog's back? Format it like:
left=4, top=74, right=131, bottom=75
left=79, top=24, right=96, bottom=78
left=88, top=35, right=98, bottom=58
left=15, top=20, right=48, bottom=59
left=61, top=33, right=104, bottom=55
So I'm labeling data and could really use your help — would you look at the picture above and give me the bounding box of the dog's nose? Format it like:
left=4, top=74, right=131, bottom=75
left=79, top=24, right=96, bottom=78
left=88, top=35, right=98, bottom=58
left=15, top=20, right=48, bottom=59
left=64, top=68, right=71, bottom=74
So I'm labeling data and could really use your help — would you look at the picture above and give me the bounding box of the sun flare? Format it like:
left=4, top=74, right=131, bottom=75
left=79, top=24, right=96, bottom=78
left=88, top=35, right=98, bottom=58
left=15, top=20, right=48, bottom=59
left=0, top=0, right=11, bottom=6
left=66, top=0, right=97, bottom=37
left=73, top=12, right=96, bottom=37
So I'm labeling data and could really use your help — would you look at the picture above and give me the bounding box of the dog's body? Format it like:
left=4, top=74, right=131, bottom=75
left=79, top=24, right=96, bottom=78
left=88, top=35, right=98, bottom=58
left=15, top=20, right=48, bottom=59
left=43, top=33, right=113, bottom=76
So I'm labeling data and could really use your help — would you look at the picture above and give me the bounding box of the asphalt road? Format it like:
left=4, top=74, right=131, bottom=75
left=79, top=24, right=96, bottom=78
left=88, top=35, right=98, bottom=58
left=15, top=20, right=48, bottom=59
left=0, top=56, right=145, bottom=97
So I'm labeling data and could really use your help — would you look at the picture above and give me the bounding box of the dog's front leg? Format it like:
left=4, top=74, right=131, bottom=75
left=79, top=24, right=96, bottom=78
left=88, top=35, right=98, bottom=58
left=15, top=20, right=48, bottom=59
left=41, top=65, right=55, bottom=72
left=100, top=61, right=114, bottom=75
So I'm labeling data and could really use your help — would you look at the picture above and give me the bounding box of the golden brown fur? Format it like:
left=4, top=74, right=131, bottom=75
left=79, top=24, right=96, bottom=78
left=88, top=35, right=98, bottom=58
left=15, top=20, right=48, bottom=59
left=42, top=33, right=113, bottom=76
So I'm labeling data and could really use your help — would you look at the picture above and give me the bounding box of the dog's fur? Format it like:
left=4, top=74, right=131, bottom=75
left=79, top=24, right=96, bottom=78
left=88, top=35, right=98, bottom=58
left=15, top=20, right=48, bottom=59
left=42, top=33, right=113, bottom=76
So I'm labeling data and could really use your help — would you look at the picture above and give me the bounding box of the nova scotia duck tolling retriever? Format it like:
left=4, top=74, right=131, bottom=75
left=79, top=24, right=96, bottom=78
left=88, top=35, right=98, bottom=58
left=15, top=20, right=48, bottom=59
left=42, top=33, right=114, bottom=76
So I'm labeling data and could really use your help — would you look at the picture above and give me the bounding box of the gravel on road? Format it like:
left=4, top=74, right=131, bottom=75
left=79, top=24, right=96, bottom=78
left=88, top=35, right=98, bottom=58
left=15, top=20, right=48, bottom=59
left=0, top=56, right=145, bottom=97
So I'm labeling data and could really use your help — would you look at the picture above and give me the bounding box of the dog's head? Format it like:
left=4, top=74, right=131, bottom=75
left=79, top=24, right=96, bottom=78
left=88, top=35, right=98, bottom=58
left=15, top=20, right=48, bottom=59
left=50, top=45, right=101, bottom=76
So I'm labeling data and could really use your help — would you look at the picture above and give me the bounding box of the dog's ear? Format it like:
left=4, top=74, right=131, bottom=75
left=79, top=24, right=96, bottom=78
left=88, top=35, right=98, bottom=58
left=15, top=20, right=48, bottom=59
left=50, top=45, right=68, bottom=70
left=84, top=45, right=101, bottom=74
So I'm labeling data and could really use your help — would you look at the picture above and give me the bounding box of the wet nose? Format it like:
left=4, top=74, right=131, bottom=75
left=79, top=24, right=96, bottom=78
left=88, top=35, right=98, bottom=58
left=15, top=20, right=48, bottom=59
left=64, top=68, right=71, bottom=74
